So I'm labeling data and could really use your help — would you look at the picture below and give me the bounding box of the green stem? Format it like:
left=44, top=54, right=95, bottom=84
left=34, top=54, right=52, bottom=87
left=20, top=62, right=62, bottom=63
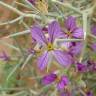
left=3, top=30, right=30, bottom=39
left=6, top=59, right=23, bottom=81
left=52, top=0, right=83, bottom=14
left=0, top=1, right=40, bottom=19
left=0, top=16, right=23, bottom=26
left=89, top=33, right=96, bottom=39
left=21, top=54, right=33, bottom=70
left=79, top=13, right=88, bottom=62
left=0, top=40, right=20, bottom=52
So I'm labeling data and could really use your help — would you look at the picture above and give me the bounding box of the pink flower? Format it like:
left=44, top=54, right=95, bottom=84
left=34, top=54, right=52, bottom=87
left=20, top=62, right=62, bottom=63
left=31, top=21, right=73, bottom=70
left=42, top=73, right=69, bottom=90
left=64, top=16, right=83, bottom=38
left=27, top=0, right=35, bottom=5
left=0, top=51, right=10, bottom=61
left=91, top=25, right=96, bottom=36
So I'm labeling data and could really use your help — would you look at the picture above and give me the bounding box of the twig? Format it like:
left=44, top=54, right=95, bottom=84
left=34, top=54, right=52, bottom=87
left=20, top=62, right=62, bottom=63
left=21, top=54, right=33, bottom=70
left=0, top=16, right=23, bottom=26
left=29, top=89, right=38, bottom=95
left=79, top=89, right=87, bottom=96
left=15, top=1, right=31, bottom=9
left=3, top=30, right=30, bottom=39
left=6, top=58, right=23, bottom=81
left=52, top=0, right=83, bottom=14
left=55, top=38, right=83, bottom=43
left=0, top=1, right=40, bottom=19
left=79, top=13, right=88, bottom=62
left=0, top=40, right=20, bottom=52
left=0, top=1, right=24, bottom=16
left=88, top=33, right=96, bottom=39
left=83, top=3, right=96, bottom=15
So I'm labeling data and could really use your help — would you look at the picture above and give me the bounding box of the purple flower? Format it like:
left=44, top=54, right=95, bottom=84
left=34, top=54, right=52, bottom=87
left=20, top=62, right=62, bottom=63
left=86, top=91, right=93, bottom=96
left=69, top=42, right=83, bottom=56
left=93, top=64, right=96, bottom=71
left=0, top=51, right=10, bottom=61
left=61, top=42, right=83, bottom=56
left=76, top=63, right=87, bottom=72
left=31, top=21, right=73, bottom=70
left=87, top=60, right=96, bottom=71
left=42, top=73, right=69, bottom=90
left=42, top=27, right=48, bottom=32
left=60, top=91, right=71, bottom=96
left=91, top=25, right=96, bottom=36
left=64, top=16, right=83, bottom=38
left=27, top=0, right=35, bottom=5
left=42, top=73, right=57, bottom=85
left=57, top=75, right=69, bottom=90
left=91, top=43, right=96, bottom=52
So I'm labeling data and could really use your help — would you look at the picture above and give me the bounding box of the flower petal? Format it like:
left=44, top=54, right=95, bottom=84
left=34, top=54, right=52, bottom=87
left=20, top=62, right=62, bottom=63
left=91, top=26, right=96, bottom=36
left=61, top=76, right=69, bottom=85
left=0, top=51, right=9, bottom=61
left=91, top=43, right=96, bottom=52
left=42, top=73, right=57, bottom=85
left=60, top=92, right=70, bottom=96
left=86, top=91, right=93, bottom=96
left=48, top=21, right=62, bottom=43
left=57, top=75, right=69, bottom=90
left=53, top=50, right=72, bottom=68
left=38, top=51, right=49, bottom=70
left=57, top=80, right=65, bottom=90
left=73, top=28, right=83, bottom=38
left=77, top=63, right=87, bottom=72
left=70, top=42, right=83, bottom=55
left=31, top=26, right=47, bottom=45
left=65, top=16, right=76, bottom=32
left=61, top=42, right=71, bottom=51
left=28, top=0, right=35, bottom=5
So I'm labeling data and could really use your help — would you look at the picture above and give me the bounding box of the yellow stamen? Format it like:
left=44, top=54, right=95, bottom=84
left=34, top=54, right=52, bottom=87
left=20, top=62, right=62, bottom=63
left=67, top=31, right=72, bottom=37
left=56, top=76, right=61, bottom=83
left=47, top=43, right=54, bottom=51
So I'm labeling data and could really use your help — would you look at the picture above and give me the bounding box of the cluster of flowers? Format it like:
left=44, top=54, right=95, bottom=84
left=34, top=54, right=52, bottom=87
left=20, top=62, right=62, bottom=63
left=31, top=16, right=83, bottom=70
left=30, top=16, right=96, bottom=95
left=0, top=13, right=95, bottom=96
left=0, top=0, right=95, bottom=95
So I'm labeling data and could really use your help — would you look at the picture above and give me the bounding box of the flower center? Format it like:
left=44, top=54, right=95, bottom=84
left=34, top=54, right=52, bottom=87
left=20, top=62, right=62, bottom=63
left=47, top=43, right=54, bottom=51
left=56, top=76, right=61, bottom=83
left=67, top=31, right=72, bottom=37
